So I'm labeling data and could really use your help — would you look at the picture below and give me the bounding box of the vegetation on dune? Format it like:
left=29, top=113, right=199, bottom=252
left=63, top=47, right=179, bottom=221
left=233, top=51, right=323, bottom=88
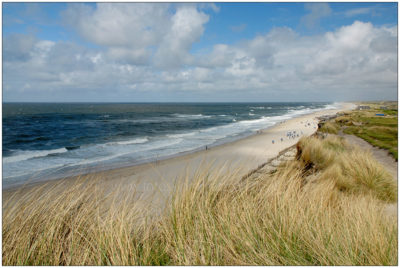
left=2, top=179, right=169, bottom=266
left=318, top=121, right=339, bottom=134
left=2, top=135, right=397, bottom=265
left=319, top=103, right=398, bottom=160
left=344, top=123, right=398, bottom=160
left=297, top=135, right=396, bottom=202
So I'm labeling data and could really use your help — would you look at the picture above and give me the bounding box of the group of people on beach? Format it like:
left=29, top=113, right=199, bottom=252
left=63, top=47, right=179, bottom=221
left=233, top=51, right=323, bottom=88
left=272, top=132, right=300, bottom=144
left=271, top=120, right=317, bottom=145
left=286, top=130, right=301, bottom=139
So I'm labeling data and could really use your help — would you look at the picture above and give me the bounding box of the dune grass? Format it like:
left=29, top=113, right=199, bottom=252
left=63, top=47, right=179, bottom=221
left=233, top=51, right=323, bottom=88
left=2, top=136, right=397, bottom=265
left=297, top=135, right=396, bottom=202
left=319, top=121, right=340, bottom=134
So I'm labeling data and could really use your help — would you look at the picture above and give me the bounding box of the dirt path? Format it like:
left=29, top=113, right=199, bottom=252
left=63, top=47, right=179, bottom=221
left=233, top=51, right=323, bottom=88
left=338, top=131, right=398, bottom=181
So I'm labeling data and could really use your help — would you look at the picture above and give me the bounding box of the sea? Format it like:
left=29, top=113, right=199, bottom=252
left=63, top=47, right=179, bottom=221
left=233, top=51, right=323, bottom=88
left=3, top=102, right=340, bottom=188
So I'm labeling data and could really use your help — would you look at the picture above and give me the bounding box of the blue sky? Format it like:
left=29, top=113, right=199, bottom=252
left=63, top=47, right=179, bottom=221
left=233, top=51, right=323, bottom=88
left=3, top=2, right=398, bottom=102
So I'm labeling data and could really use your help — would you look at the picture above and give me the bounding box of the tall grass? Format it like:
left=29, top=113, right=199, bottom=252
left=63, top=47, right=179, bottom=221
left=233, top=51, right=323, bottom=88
left=2, top=177, right=169, bottom=265
left=297, top=135, right=396, bottom=202
left=162, top=164, right=396, bottom=265
left=3, top=136, right=397, bottom=265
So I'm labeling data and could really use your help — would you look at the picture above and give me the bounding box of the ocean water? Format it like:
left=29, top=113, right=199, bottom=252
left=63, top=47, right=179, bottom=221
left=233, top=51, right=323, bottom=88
left=3, top=102, right=339, bottom=188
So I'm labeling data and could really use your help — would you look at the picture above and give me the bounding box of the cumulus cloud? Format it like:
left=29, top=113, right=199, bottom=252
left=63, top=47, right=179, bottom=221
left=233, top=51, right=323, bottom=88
left=62, top=3, right=210, bottom=68
left=63, top=3, right=170, bottom=47
left=154, top=6, right=209, bottom=68
left=62, top=3, right=171, bottom=65
left=3, top=5, right=397, bottom=103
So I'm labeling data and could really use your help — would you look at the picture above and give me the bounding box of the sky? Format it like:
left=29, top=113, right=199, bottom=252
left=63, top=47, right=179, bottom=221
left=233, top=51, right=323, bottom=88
left=2, top=2, right=398, bottom=102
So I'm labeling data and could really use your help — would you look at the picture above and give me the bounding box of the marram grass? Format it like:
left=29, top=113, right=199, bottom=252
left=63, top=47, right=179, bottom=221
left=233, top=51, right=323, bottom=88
left=2, top=136, right=397, bottom=265
left=319, top=121, right=340, bottom=134
left=297, top=135, right=396, bottom=202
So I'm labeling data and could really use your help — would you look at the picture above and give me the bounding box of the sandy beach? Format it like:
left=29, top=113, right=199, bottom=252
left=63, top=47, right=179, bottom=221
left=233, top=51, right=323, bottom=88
left=4, top=103, right=355, bottom=206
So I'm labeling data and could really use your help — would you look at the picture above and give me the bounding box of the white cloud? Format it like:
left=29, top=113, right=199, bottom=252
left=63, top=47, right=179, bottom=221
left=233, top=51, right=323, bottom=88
left=63, top=3, right=170, bottom=65
left=63, top=3, right=209, bottom=68
left=154, top=6, right=209, bottom=68
left=63, top=3, right=169, bottom=48
left=198, top=44, right=236, bottom=68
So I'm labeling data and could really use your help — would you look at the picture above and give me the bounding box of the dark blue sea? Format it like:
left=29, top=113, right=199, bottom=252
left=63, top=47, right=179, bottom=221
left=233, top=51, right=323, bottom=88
left=3, top=102, right=339, bottom=188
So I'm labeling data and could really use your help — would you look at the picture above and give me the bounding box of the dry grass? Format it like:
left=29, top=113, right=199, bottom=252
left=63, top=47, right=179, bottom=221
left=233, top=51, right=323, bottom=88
left=3, top=136, right=398, bottom=265
left=2, top=177, right=168, bottom=265
left=162, top=165, right=396, bottom=265
left=319, top=121, right=340, bottom=134
left=297, top=135, right=396, bottom=202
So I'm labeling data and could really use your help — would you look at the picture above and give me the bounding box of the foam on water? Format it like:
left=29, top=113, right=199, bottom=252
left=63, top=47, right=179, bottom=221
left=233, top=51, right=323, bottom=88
left=3, top=148, right=68, bottom=164
left=106, top=137, right=149, bottom=146
left=167, top=132, right=197, bottom=138
left=172, top=113, right=212, bottom=119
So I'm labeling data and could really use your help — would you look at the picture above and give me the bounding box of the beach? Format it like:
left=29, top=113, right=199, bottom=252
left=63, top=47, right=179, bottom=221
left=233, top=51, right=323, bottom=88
left=4, top=103, right=355, bottom=207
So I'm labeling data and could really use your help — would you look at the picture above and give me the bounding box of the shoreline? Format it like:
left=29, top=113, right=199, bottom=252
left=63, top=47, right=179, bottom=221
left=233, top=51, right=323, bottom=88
left=3, top=103, right=355, bottom=196
left=3, top=104, right=338, bottom=186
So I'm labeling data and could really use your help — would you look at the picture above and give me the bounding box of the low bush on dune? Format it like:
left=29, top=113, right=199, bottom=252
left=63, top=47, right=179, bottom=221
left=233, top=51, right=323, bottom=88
left=2, top=136, right=397, bottom=265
